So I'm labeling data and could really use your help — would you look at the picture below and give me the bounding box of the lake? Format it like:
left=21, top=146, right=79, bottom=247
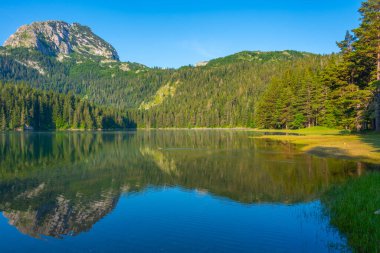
left=0, top=130, right=370, bottom=252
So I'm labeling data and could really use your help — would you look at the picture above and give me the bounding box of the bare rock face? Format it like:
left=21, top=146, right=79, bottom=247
left=4, top=21, right=119, bottom=61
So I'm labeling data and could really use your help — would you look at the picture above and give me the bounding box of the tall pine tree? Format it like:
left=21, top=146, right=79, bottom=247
left=353, top=0, right=380, bottom=130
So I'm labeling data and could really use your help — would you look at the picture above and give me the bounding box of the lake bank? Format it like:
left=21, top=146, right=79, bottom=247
left=253, top=127, right=380, bottom=164
left=321, top=173, right=380, bottom=253
left=254, top=127, right=380, bottom=252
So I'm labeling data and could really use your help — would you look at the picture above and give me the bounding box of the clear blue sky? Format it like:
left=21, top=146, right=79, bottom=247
left=0, top=0, right=363, bottom=68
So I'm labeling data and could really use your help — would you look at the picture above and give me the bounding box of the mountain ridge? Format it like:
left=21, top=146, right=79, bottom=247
left=0, top=20, right=331, bottom=129
left=3, top=20, right=119, bottom=61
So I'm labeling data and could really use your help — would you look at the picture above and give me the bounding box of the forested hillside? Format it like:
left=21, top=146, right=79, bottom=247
left=0, top=83, right=133, bottom=130
left=0, top=47, right=173, bottom=108
left=0, top=47, right=318, bottom=129
left=128, top=52, right=328, bottom=128
left=0, top=0, right=379, bottom=131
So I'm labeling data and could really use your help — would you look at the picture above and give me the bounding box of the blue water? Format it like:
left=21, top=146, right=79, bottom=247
left=0, top=131, right=357, bottom=252
left=0, top=188, right=347, bottom=252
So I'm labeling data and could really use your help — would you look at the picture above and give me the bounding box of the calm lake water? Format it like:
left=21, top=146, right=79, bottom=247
left=0, top=130, right=369, bottom=252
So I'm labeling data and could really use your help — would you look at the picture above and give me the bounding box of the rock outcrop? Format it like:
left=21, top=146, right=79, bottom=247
left=4, top=21, right=119, bottom=61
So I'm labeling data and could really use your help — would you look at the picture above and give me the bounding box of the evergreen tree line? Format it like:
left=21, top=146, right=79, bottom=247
left=0, top=48, right=317, bottom=129
left=0, top=83, right=135, bottom=130
left=254, top=55, right=373, bottom=130
left=255, top=0, right=379, bottom=130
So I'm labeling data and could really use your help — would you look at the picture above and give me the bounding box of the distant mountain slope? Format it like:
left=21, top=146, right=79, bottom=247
left=0, top=46, right=167, bottom=108
left=206, top=50, right=314, bottom=67
left=0, top=46, right=324, bottom=127
left=4, top=21, right=119, bottom=61
left=0, top=21, right=330, bottom=128
left=130, top=53, right=328, bottom=128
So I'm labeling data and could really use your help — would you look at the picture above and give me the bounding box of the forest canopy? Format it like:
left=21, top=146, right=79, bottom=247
left=0, top=83, right=134, bottom=130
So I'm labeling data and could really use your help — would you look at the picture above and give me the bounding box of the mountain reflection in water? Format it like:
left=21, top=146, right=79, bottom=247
left=0, top=130, right=369, bottom=239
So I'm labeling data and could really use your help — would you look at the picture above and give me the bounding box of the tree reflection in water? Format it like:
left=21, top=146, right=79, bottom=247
left=0, top=131, right=370, bottom=238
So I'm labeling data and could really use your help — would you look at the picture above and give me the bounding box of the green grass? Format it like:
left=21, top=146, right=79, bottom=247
left=322, top=173, right=380, bottom=253
left=254, top=127, right=380, bottom=163
left=255, top=126, right=350, bottom=135
left=292, top=126, right=351, bottom=135
left=139, top=81, right=178, bottom=110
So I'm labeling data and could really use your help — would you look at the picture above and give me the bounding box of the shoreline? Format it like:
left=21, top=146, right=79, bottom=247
left=254, top=129, right=380, bottom=164
left=321, top=173, right=380, bottom=252
left=3, top=127, right=380, bottom=164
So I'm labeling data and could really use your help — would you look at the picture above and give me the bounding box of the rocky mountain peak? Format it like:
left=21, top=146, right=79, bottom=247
left=3, top=20, right=119, bottom=61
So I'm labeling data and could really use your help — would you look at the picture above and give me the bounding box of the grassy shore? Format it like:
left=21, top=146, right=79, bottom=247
left=254, top=127, right=380, bottom=251
left=254, top=127, right=380, bottom=164
left=321, top=173, right=380, bottom=253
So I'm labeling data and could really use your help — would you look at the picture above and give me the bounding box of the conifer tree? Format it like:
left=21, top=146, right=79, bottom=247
left=353, top=0, right=380, bottom=130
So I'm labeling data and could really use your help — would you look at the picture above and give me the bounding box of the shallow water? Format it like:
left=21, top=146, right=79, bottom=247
left=0, top=130, right=364, bottom=252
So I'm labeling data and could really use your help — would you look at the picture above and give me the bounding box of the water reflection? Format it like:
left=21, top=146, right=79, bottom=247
left=0, top=131, right=369, bottom=239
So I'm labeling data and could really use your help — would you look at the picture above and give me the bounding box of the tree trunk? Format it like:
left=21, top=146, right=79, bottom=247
left=376, top=51, right=380, bottom=131
left=376, top=92, right=380, bottom=131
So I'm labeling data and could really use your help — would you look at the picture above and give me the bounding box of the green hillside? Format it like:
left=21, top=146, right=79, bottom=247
left=206, top=50, right=313, bottom=67
left=0, top=47, right=172, bottom=108
left=0, top=0, right=379, bottom=132
left=130, top=53, right=327, bottom=128
left=0, top=47, right=319, bottom=128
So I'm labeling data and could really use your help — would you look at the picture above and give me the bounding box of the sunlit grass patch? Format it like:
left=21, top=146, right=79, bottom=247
left=254, top=129, right=380, bottom=163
